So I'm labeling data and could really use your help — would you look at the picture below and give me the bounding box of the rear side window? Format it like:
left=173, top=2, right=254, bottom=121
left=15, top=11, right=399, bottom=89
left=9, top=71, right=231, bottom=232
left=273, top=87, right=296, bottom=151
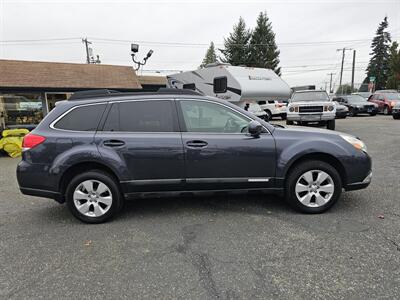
left=103, top=100, right=176, bottom=132
left=54, top=104, right=105, bottom=131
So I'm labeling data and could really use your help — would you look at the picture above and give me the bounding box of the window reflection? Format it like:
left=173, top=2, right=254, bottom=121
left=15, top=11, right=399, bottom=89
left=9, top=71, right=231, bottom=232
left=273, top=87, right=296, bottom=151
left=0, top=93, right=44, bottom=126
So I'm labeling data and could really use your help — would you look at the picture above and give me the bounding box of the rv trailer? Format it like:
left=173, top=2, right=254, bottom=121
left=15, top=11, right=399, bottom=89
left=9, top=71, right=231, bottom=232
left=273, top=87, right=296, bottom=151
left=167, top=63, right=291, bottom=120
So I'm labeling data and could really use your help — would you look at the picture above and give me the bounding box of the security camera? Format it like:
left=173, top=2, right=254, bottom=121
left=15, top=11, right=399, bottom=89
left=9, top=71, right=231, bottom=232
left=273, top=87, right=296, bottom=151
left=146, top=49, right=154, bottom=59
left=131, top=43, right=139, bottom=53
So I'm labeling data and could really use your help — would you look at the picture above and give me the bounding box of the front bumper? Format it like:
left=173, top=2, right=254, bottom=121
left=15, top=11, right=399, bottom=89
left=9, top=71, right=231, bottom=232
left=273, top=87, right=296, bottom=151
left=345, top=170, right=372, bottom=191
left=287, top=113, right=335, bottom=122
left=353, top=107, right=378, bottom=114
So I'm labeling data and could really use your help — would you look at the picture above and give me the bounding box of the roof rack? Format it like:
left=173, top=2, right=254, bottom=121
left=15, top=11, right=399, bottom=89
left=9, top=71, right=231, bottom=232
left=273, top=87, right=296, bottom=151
left=69, top=89, right=121, bottom=100
left=68, top=88, right=203, bottom=101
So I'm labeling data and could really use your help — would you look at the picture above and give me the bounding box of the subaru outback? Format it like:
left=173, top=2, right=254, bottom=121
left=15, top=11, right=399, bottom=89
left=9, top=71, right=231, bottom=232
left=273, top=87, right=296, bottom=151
left=17, top=89, right=372, bottom=223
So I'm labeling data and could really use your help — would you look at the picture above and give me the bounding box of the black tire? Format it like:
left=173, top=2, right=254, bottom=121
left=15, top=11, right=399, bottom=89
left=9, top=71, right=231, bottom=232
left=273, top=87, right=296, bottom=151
left=393, top=114, right=400, bottom=119
left=281, top=114, right=287, bottom=120
left=66, top=170, right=122, bottom=223
left=369, top=112, right=377, bottom=116
left=264, top=110, right=272, bottom=121
left=348, top=108, right=356, bottom=117
left=383, top=106, right=389, bottom=115
left=286, top=120, right=294, bottom=125
left=327, top=119, right=335, bottom=130
left=285, top=160, right=342, bottom=213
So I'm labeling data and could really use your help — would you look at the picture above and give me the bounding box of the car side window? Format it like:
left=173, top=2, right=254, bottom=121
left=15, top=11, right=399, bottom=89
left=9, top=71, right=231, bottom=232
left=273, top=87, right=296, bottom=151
left=103, top=100, right=176, bottom=132
left=180, top=100, right=249, bottom=133
left=54, top=104, right=106, bottom=131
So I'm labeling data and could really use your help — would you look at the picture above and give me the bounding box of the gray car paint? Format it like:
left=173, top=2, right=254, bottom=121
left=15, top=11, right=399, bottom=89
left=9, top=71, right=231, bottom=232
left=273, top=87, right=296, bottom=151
left=16, top=93, right=371, bottom=203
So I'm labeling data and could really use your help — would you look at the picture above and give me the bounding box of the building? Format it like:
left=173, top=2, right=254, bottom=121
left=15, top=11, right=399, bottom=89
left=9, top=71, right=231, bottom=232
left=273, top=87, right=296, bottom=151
left=137, top=75, right=167, bottom=91
left=0, top=59, right=142, bottom=129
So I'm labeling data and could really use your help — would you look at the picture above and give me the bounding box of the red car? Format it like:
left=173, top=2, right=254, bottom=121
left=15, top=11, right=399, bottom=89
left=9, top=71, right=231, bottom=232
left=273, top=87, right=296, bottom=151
left=368, top=90, right=400, bottom=115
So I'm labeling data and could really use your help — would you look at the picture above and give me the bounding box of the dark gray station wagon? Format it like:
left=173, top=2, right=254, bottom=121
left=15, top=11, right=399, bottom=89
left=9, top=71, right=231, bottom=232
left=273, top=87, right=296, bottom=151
left=17, top=89, right=372, bottom=223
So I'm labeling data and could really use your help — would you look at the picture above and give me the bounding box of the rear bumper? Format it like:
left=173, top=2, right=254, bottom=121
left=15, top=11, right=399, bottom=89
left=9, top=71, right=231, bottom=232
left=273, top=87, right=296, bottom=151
left=19, top=187, right=63, bottom=203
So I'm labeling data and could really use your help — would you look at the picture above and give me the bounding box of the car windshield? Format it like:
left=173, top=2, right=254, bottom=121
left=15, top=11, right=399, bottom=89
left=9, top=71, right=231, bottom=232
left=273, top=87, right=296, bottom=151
left=384, top=93, right=400, bottom=100
left=291, top=91, right=329, bottom=102
left=346, top=95, right=367, bottom=103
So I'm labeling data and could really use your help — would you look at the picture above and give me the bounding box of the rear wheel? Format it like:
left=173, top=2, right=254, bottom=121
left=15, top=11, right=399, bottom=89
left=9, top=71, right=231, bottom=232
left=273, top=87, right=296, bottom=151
left=286, top=120, right=294, bottom=125
left=66, top=170, right=122, bottom=223
left=280, top=114, right=287, bottom=120
left=264, top=110, right=272, bottom=121
left=369, top=112, right=377, bottom=116
left=285, top=160, right=342, bottom=213
left=393, top=114, right=400, bottom=119
left=327, top=119, right=335, bottom=130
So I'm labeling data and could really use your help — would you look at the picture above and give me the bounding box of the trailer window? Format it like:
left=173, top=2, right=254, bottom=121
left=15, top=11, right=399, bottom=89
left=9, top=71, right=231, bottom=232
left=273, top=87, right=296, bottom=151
left=213, top=77, right=227, bottom=93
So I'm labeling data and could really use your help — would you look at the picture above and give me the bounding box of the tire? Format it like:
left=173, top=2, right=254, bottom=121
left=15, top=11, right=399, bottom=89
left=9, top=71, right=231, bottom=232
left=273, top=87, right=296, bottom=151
left=285, top=160, right=342, bottom=213
left=369, top=112, right=377, bottom=116
left=383, top=106, right=389, bottom=115
left=327, top=119, right=335, bottom=130
left=286, top=120, right=294, bottom=125
left=264, top=110, right=272, bottom=121
left=348, top=108, right=356, bottom=117
left=66, top=170, right=122, bottom=223
left=281, top=114, right=287, bottom=120
left=393, top=114, right=400, bottom=119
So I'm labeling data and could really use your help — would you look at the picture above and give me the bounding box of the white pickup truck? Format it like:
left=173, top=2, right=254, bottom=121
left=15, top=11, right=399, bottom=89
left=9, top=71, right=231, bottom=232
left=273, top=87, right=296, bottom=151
left=286, top=90, right=336, bottom=130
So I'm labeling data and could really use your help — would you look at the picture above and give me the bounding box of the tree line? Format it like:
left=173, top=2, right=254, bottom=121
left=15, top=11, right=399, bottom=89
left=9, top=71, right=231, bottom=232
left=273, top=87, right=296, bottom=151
left=363, top=16, right=399, bottom=91
left=200, top=12, right=281, bottom=75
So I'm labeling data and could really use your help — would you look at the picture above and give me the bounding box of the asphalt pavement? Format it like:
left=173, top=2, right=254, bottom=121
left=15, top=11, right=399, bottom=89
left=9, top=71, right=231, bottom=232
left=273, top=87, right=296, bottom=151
left=1, top=115, right=399, bottom=299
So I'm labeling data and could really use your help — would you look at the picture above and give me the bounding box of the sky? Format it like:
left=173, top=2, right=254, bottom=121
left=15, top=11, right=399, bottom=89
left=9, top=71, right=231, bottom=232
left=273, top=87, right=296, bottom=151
left=1, top=0, right=399, bottom=90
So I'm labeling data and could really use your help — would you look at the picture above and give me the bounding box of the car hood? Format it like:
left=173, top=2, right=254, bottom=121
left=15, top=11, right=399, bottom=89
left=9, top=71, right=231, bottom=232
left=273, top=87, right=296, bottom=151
left=277, top=124, right=357, bottom=139
left=288, top=101, right=331, bottom=106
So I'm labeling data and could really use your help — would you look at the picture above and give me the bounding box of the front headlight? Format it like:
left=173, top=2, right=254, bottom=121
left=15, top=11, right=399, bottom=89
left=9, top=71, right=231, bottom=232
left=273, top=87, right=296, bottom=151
left=340, top=134, right=367, bottom=153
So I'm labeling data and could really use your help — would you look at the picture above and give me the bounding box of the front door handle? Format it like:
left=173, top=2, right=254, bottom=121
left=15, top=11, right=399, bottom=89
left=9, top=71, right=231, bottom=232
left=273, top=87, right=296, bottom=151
left=186, top=140, right=208, bottom=148
left=103, top=140, right=125, bottom=147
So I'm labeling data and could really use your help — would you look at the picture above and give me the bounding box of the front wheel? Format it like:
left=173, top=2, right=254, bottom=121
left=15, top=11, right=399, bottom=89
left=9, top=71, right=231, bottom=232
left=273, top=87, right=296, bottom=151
left=393, top=114, right=400, bottom=119
left=286, top=120, right=294, bottom=125
left=369, top=112, right=377, bottom=116
left=327, top=119, right=335, bottom=130
left=264, top=110, right=272, bottom=121
left=285, top=160, right=342, bottom=213
left=280, top=114, right=287, bottom=120
left=383, top=106, right=389, bottom=115
left=66, top=170, right=122, bottom=223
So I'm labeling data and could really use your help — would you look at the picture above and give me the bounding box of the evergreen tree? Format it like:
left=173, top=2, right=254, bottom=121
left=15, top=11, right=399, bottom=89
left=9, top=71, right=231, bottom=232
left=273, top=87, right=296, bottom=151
left=220, top=17, right=251, bottom=66
left=386, top=41, right=400, bottom=90
left=199, top=42, right=218, bottom=68
left=366, top=17, right=391, bottom=90
left=248, top=11, right=281, bottom=75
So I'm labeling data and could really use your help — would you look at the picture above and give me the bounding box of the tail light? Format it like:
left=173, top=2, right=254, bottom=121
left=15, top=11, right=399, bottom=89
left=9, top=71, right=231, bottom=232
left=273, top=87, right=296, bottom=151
left=391, top=101, right=396, bottom=107
left=22, top=134, right=46, bottom=150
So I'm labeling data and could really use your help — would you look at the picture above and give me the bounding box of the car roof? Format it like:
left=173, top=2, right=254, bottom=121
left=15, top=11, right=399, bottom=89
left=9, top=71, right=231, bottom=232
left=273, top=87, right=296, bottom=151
left=293, top=90, right=326, bottom=93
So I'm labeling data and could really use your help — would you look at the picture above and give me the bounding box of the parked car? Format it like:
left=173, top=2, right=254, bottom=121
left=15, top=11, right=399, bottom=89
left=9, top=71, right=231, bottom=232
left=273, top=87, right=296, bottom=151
left=392, top=102, right=400, bottom=119
left=257, top=100, right=287, bottom=121
left=368, top=91, right=400, bottom=115
left=352, top=92, right=371, bottom=100
left=333, top=101, right=348, bottom=118
left=286, top=90, right=336, bottom=130
left=17, top=89, right=372, bottom=223
left=333, top=95, right=378, bottom=116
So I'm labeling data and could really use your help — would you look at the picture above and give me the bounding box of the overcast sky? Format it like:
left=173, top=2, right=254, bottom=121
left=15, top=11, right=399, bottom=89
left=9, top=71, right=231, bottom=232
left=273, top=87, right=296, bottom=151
left=1, top=0, right=399, bottom=89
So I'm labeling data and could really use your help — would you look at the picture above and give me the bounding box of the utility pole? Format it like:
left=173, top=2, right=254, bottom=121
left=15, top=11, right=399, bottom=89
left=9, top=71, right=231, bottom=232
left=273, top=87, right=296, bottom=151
left=351, top=50, right=356, bottom=92
left=82, top=38, right=91, bottom=64
left=82, top=38, right=101, bottom=64
left=337, top=47, right=352, bottom=94
left=327, top=72, right=336, bottom=93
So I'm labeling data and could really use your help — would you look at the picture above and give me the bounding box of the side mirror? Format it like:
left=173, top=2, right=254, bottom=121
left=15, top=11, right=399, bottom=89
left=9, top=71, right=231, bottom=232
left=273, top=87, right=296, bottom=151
left=248, top=120, right=263, bottom=137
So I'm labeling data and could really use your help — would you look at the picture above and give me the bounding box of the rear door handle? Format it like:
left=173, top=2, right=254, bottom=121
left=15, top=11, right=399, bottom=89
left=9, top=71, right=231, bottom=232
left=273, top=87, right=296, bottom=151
left=186, top=140, right=208, bottom=148
left=103, top=140, right=125, bottom=147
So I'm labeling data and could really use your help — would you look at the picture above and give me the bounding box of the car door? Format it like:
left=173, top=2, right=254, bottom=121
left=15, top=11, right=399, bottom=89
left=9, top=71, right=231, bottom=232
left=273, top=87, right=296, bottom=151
left=95, top=98, right=185, bottom=194
left=177, top=99, right=276, bottom=191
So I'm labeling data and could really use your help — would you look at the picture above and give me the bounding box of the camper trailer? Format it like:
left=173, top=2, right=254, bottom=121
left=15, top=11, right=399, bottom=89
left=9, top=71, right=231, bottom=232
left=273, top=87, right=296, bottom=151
left=167, top=64, right=291, bottom=120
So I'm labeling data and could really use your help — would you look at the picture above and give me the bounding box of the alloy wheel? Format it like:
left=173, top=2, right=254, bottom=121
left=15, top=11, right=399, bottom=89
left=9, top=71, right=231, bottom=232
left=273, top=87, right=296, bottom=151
left=73, top=180, right=113, bottom=217
left=295, top=170, right=334, bottom=207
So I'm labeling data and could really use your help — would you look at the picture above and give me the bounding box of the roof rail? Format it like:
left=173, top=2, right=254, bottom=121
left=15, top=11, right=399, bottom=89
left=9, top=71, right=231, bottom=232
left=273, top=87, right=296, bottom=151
left=69, top=89, right=121, bottom=100
left=157, top=88, right=203, bottom=95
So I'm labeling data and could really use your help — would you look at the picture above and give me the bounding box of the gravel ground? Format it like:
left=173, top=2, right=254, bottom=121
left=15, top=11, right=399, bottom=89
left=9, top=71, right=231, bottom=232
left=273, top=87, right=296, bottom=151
left=1, top=115, right=399, bottom=299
